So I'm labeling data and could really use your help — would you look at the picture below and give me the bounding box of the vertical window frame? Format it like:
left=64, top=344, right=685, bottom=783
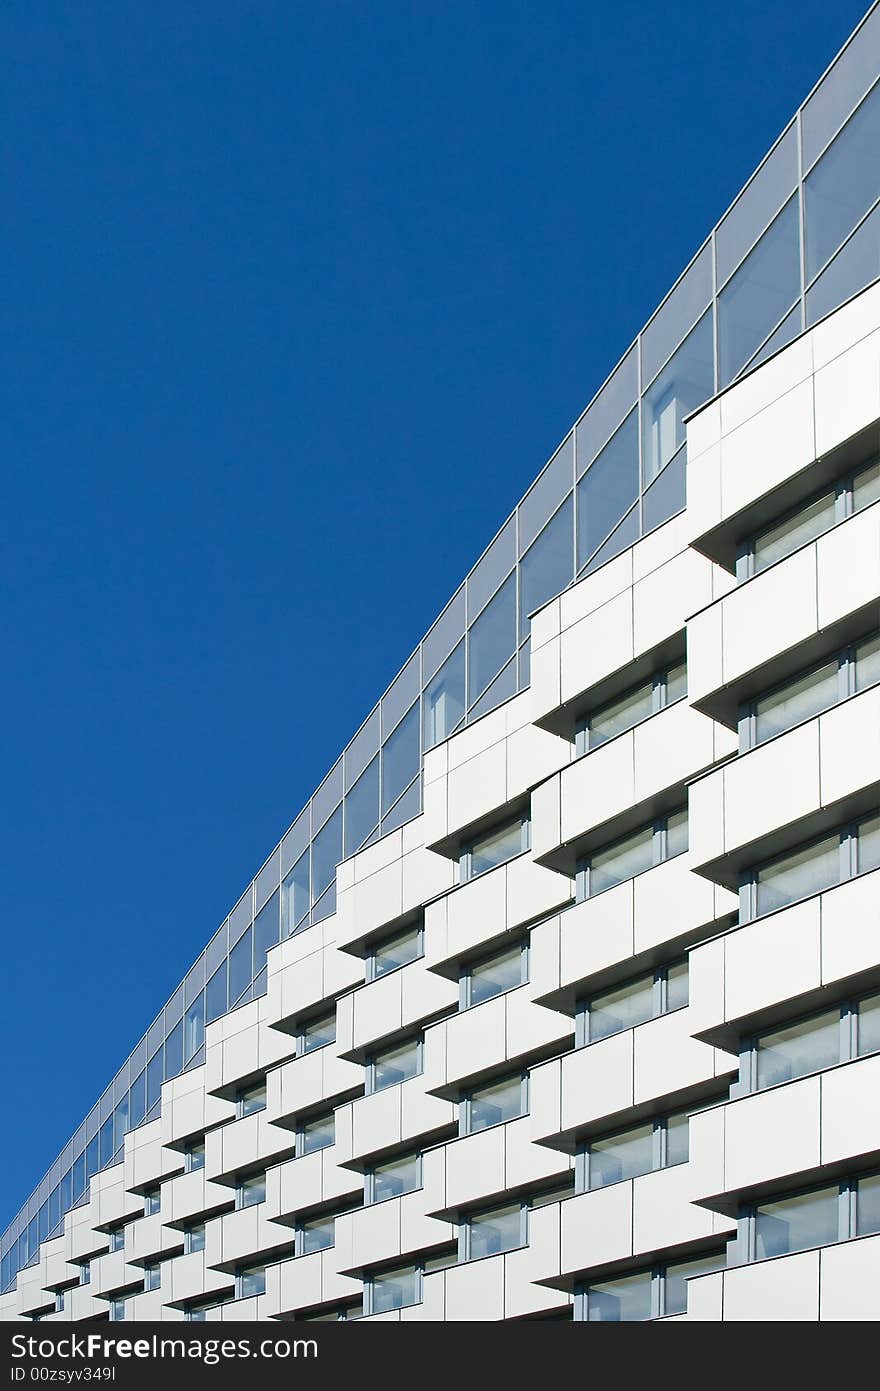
left=739, top=815, right=874, bottom=924
left=458, top=1197, right=530, bottom=1263
left=459, top=815, right=531, bottom=885
left=575, top=808, right=688, bottom=903
left=575, top=960, right=688, bottom=1048
left=735, top=469, right=870, bottom=584
left=459, top=938, right=529, bottom=1011
left=575, top=659, right=688, bottom=758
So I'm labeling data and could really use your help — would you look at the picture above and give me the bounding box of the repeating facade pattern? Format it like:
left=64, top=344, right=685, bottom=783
left=2, top=278, right=879, bottom=1321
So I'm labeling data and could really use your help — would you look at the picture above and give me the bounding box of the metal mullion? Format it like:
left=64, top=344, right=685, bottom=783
left=653, top=1118, right=666, bottom=1171
left=796, top=108, right=807, bottom=329
left=841, top=1001, right=857, bottom=1063
left=711, top=226, right=720, bottom=398
left=839, top=1182, right=855, bottom=1243
left=636, top=326, right=644, bottom=536
left=651, top=1267, right=663, bottom=1319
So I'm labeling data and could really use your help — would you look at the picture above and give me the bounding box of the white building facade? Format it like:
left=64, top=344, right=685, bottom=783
left=2, top=277, right=879, bottom=1323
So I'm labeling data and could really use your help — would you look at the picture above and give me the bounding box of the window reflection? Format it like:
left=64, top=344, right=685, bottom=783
left=641, top=310, right=714, bottom=485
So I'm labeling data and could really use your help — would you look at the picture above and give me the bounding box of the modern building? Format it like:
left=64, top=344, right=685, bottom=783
left=2, top=4, right=880, bottom=1325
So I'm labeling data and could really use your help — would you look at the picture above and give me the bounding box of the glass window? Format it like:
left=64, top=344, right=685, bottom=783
left=588, top=974, right=655, bottom=1041
left=79, top=1262, right=90, bottom=1286
left=163, top=1019, right=183, bottom=1081
left=109, top=1227, right=125, bottom=1253
left=298, top=1214, right=335, bottom=1255
left=185, top=1141, right=205, bottom=1173
left=423, top=640, right=465, bottom=750
left=519, top=435, right=573, bottom=553
left=369, top=1037, right=421, bottom=1092
left=466, top=1074, right=525, bottom=1134
left=805, top=79, right=880, bottom=282
left=380, top=775, right=420, bottom=834
left=422, top=586, right=465, bottom=684
left=466, top=1202, right=523, bottom=1260
left=588, top=824, right=654, bottom=895
left=298, top=1112, right=335, bottom=1156
left=382, top=651, right=420, bottom=743
left=666, top=808, right=689, bottom=858
left=369, top=923, right=422, bottom=980
left=465, top=817, right=526, bottom=880
left=588, top=678, right=654, bottom=750
left=666, top=960, right=689, bottom=1011
left=229, top=927, right=253, bottom=1007
left=382, top=702, right=420, bottom=815
left=588, top=1124, right=654, bottom=1188
left=253, top=892, right=279, bottom=978
left=299, top=1010, right=336, bottom=1055
left=718, top=196, right=800, bottom=387
left=752, top=489, right=836, bottom=573
left=754, top=832, right=842, bottom=915
left=312, top=805, right=342, bottom=901
left=466, top=942, right=526, bottom=1008
left=345, top=705, right=380, bottom=789
left=144, top=1262, right=160, bottom=1292
left=576, top=409, right=639, bottom=571
left=754, top=1184, right=840, bottom=1259
left=369, top=1153, right=421, bottom=1204
left=858, top=993, right=880, bottom=1056
left=236, top=1082, right=266, bottom=1119
left=185, top=1223, right=205, bottom=1254
left=129, top=1071, right=146, bottom=1129
left=716, top=122, right=798, bottom=287
left=642, top=444, right=686, bottom=531
left=144, top=1187, right=161, bottom=1217
left=282, top=850, right=310, bottom=936
left=370, top=1262, right=419, bottom=1314
left=859, top=812, right=880, bottom=874
left=665, top=1111, right=690, bottom=1167
left=344, top=755, right=380, bottom=858
left=237, top=1267, right=266, bottom=1299
left=747, top=303, right=803, bottom=370
left=855, top=631, right=880, bottom=691
left=237, top=1174, right=266, bottom=1209
left=805, top=205, right=880, bottom=325
left=642, top=309, right=714, bottom=485
left=755, top=1010, right=841, bottom=1089
left=468, top=571, right=516, bottom=706
left=853, top=458, right=880, bottom=513
left=576, top=344, right=638, bottom=472
left=184, top=993, right=204, bottom=1063
left=587, top=1270, right=652, bottom=1322
left=754, top=657, right=840, bottom=744
left=857, top=1173, right=880, bottom=1237
left=582, top=502, right=639, bottom=576
left=519, top=496, right=573, bottom=641
left=468, top=516, right=516, bottom=622
left=641, top=242, right=713, bottom=389
left=205, top=963, right=227, bottom=1025
left=664, top=1252, right=724, bottom=1317
left=665, top=660, right=687, bottom=703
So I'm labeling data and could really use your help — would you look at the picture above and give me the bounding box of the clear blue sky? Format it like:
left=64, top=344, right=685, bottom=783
left=0, top=0, right=868, bottom=1229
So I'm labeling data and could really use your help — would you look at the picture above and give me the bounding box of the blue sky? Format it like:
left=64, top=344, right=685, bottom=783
left=0, top=0, right=869, bottom=1230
